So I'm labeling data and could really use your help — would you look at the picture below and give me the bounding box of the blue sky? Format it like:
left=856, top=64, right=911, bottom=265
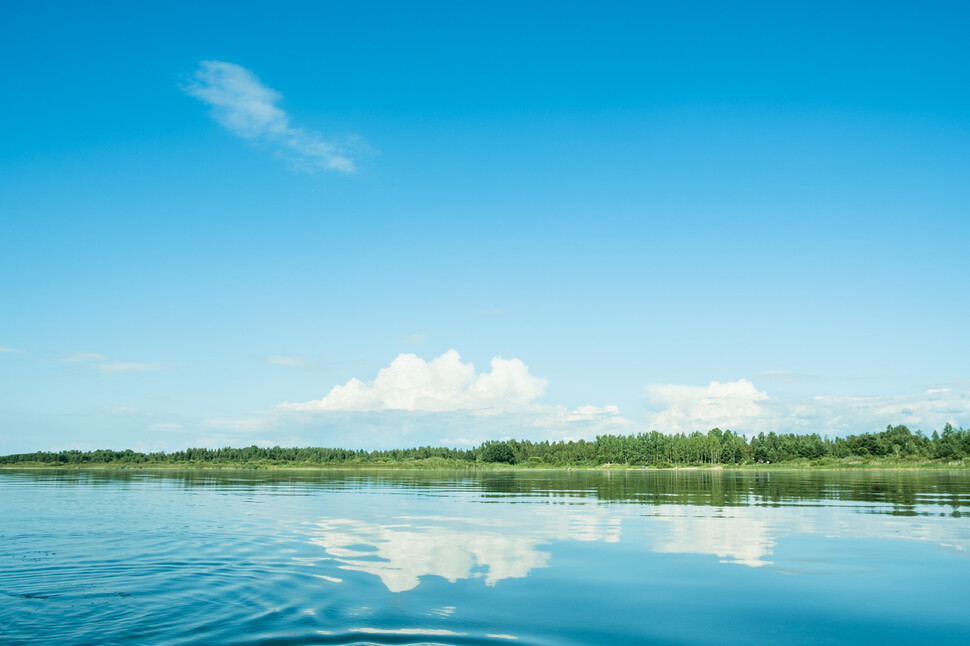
left=1, top=1, right=968, bottom=453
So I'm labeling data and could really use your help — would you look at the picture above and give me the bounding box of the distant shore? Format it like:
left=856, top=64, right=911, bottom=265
left=3, top=425, right=968, bottom=471
left=2, top=458, right=968, bottom=471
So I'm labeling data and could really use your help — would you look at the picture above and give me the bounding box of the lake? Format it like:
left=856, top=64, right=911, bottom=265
left=2, top=469, right=969, bottom=645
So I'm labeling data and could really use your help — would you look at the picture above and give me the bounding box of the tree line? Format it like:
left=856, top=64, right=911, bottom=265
left=1, top=424, right=968, bottom=467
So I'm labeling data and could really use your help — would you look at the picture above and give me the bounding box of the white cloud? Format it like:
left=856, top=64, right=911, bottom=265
left=148, top=422, right=184, bottom=432
left=62, top=352, right=109, bottom=363
left=61, top=352, right=172, bottom=374
left=280, top=350, right=547, bottom=413
left=0, top=345, right=24, bottom=353
left=183, top=60, right=358, bottom=173
left=530, top=404, right=632, bottom=441
left=97, top=361, right=171, bottom=374
left=104, top=406, right=142, bottom=416
left=267, top=354, right=309, bottom=368
left=750, top=370, right=820, bottom=384
left=262, top=350, right=633, bottom=448
left=809, top=387, right=970, bottom=433
left=203, top=417, right=272, bottom=432
left=644, top=379, right=770, bottom=433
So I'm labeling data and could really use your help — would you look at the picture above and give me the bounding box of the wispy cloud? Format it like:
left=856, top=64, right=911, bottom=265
left=103, top=406, right=142, bottom=416
left=182, top=60, right=359, bottom=173
left=62, top=352, right=109, bottom=363
left=267, top=354, right=310, bottom=368
left=61, top=352, right=172, bottom=374
left=750, top=370, right=821, bottom=385
left=644, top=379, right=970, bottom=436
left=148, top=422, right=185, bottom=432
left=0, top=345, right=24, bottom=354
left=98, top=361, right=172, bottom=374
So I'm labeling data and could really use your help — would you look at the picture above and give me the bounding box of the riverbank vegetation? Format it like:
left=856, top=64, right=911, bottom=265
left=2, top=424, right=969, bottom=469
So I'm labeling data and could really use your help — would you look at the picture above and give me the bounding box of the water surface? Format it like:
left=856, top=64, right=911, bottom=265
left=2, top=469, right=968, bottom=645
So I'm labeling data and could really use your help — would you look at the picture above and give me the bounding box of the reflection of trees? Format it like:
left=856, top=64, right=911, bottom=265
left=460, top=470, right=969, bottom=515
left=5, top=468, right=968, bottom=515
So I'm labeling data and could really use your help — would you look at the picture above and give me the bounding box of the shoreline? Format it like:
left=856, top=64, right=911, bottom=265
left=2, top=461, right=968, bottom=472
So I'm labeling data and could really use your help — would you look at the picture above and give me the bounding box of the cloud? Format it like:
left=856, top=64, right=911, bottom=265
left=62, top=352, right=109, bottom=363
left=280, top=350, right=547, bottom=413
left=807, top=387, right=970, bottom=434
left=97, top=361, right=172, bottom=374
left=148, top=422, right=184, bottom=432
left=530, top=404, right=632, bottom=440
left=260, top=350, right=633, bottom=448
left=398, top=333, right=427, bottom=343
left=0, top=345, right=24, bottom=353
left=267, top=354, right=309, bottom=368
left=644, top=379, right=770, bottom=433
left=750, top=370, right=820, bottom=385
left=61, top=352, right=172, bottom=374
left=183, top=60, right=359, bottom=173
left=203, top=417, right=272, bottom=432
left=644, top=379, right=970, bottom=436
left=104, top=406, right=142, bottom=416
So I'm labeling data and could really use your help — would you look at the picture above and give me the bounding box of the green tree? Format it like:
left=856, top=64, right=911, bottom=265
left=480, top=442, right=516, bottom=464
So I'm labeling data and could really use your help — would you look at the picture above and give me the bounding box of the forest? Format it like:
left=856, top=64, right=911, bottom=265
left=2, top=423, right=969, bottom=468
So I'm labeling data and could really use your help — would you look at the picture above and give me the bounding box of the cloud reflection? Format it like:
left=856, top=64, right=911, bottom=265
left=311, top=518, right=549, bottom=592
left=306, top=498, right=970, bottom=592
left=650, top=506, right=775, bottom=567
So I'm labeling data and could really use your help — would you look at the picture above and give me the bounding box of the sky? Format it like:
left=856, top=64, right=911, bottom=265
left=1, top=1, right=969, bottom=453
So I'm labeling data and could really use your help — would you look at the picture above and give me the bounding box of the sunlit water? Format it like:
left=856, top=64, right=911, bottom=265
left=2, top=469, right=969, bottom=645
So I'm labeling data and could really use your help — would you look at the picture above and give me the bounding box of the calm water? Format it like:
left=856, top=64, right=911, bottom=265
left=1, top=469, right=969, bottom=645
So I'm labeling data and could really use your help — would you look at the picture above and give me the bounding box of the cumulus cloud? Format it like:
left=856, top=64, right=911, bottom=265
left=280, top=350, right=547, bottom=413
left=183, top=60, right=358, bottom=173
left=644, top=379, right=770, bottom=433
left=264, top=350, right=633, bottom=448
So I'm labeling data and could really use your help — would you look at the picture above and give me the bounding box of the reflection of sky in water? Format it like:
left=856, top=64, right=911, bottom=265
left=3, top=471, right=969, bottom=646
left=309, top=501, right=970, bottom=591
left=311, top=517, right=550, bottom=591
left=650, top=506, right=776, bottom=567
